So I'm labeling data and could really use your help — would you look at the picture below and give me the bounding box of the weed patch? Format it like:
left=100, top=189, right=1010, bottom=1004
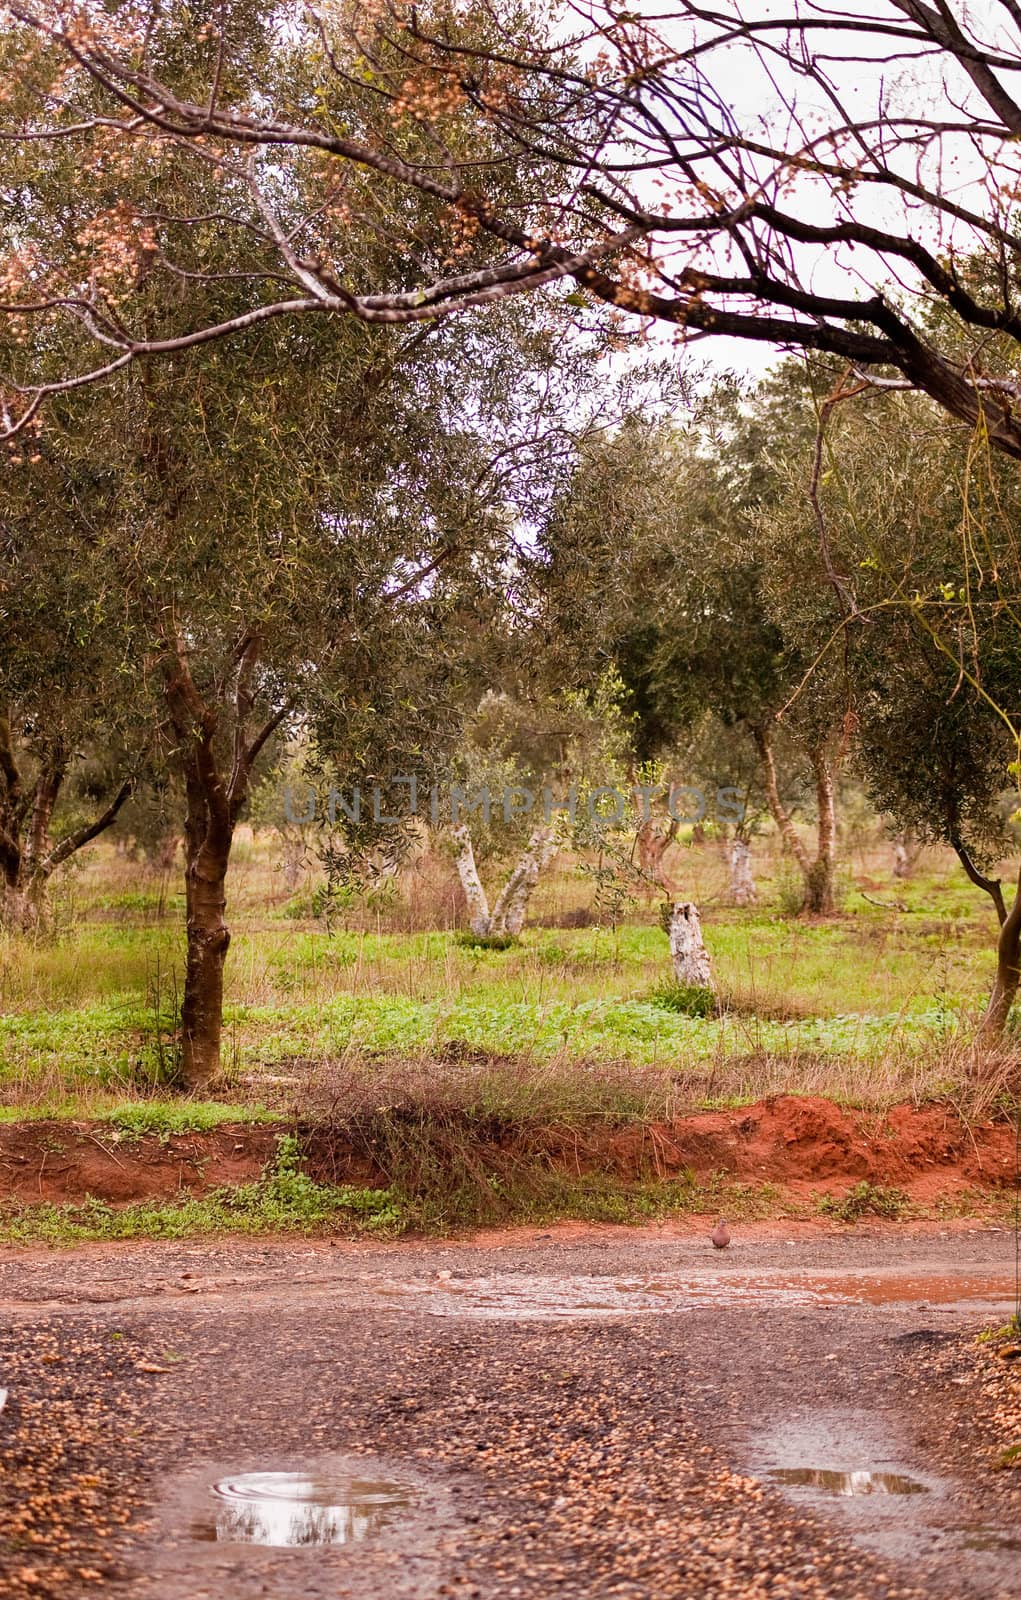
left=819, top=1180, right=909, bottom=1222
left=456, top=931, right=519, bottom=952
left=318, top=1101, right=753, bottom=1232
left=99, top=1101, right=282, bottom=1141
left=648, top=981, right=718, bottom=1017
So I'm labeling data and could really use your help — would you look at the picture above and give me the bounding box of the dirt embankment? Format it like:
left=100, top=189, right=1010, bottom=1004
left=591, top=1097, right=1018, bottom=1202
left=0, top=1096, right=1015, bottom=1209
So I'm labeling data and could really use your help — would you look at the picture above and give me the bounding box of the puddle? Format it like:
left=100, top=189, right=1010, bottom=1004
left=192, top=1471, right=414, bottom=1546
left=750, top=1409, right=945, bottom=1566
left=808, top=1273, right=1019, bottom=1312
left=366, top=1268, right=1018, bottom=1321
left=751, top=1415, right=1020, bottom=1585
left=770, top=1467, right=928, bottom=1496
left=960, top=1528, right=1021, bottom=1552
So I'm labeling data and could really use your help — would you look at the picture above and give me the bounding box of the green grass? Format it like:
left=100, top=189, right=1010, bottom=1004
left=0, top=836, right=1006, bottom=1120
left=0, top=983, right=978, bottom=1102
left=98, top=1101, right=283, bottom=1139
left=0, top=1187, right=386, bottom=1244
left=0, top=1098, right=282, bottom=1128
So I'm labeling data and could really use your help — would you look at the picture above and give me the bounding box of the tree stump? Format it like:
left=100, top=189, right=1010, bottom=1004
left=668, top=901, right=715, bottom=991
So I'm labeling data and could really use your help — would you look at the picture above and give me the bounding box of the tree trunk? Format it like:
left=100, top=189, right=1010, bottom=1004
left=976, top=873, right=1021, bottom=1045
left=753, top=726, right=812, bottom=876
left=281, top=839, right=304, bottom=893
left=980, top=932, right=1020, bottom=1039
left=452, top=821, right=557, bottom=939
left=945, top=837, right=1021, bottom=1054
left=0, top=760, right=63, bottom=931
left=668, top=901, right=715, bottom=991
left=636, top=815, right=678, bottom=893
left=892, top=828, right=920, bottom=880
left=804, top=747, right=837, bottom=915
left=163, top=624, right=287, bottom=1091
left=180, top=831, right=232, bottom=1088
left=492, top=824, right=557, bottom=936
left=3, top=871, right=48, bottom=933
left=755, top=727, right=838, bottom=916
left=728, top=838, right=756, bottom=906
left=452, top=823, right=492, bottom=936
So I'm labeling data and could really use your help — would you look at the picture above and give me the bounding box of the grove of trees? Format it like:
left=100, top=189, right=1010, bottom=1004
left=2, top=2, right=1021, bottom=1084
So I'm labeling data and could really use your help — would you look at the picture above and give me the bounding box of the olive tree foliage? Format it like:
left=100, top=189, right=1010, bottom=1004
left=764, top=383, right=1021, bottom=1042
left=555, top=384, right=850, bottom=914
left=9, top=4, right=1021, bottom=455
left=0, top=31, right=607, bottom=1089
left=0, top=452, right=141, bottom=929
left=445, top=674, right=637, bottom=939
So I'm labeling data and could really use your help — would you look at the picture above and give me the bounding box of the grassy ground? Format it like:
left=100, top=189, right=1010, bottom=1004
left=0, top=827, right=1001, bottom=1115
left=0, top=827, right=1016, bottom=1242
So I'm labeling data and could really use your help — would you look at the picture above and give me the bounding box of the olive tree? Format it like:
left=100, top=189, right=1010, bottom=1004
left=561, top=397, right=849, bottom=915
left=10, top=253, right=596, bottom=1094
left=765, top=382, right=1021, bottom=1041
left=0, top=3, right=614, bottom=1084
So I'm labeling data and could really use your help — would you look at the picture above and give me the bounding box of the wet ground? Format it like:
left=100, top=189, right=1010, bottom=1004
left=0, top=1220, right=1019, bottom=1599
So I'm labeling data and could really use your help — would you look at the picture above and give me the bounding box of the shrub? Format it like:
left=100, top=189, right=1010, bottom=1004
left=819, top=1180, right=908, bottom=1222
left=648, top=981, right=718, bottom=1018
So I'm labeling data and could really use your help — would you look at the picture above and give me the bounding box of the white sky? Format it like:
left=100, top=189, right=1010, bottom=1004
left=589, top=1, right=1021, bottom=385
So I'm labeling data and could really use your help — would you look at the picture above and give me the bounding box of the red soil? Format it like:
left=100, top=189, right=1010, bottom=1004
left=0, top=1096, right=1015, bottom=1210
left=588, top=1096, right=1017, bottom=1201
left=0, top=1124, right=279, bottom=1206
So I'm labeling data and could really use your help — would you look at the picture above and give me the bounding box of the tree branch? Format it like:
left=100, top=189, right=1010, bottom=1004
left=949, top=829, right=1007, bottom=924
left=43, top=776, right=135, bottom=874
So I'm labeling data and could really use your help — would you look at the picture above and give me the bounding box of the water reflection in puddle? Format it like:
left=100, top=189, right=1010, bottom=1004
left=770, top=1467, right=928, bottom=1496
left=192, top=1472, right=414, bottom=1546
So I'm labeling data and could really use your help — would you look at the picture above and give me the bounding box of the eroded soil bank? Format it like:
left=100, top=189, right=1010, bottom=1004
left=0, top=1095, right=1014, bottom=1209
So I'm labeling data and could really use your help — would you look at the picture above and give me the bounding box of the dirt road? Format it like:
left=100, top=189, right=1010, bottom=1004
left=1, top=1220, right=1018, bottom=1600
